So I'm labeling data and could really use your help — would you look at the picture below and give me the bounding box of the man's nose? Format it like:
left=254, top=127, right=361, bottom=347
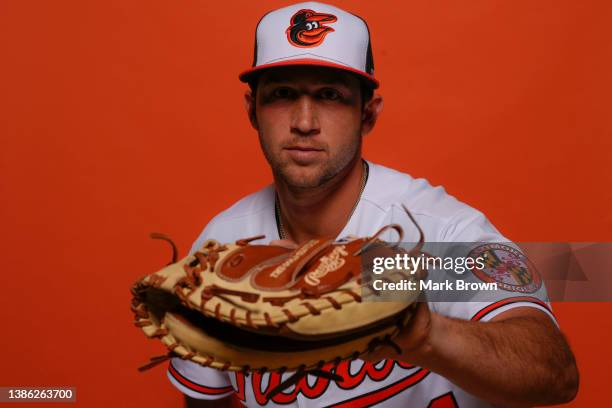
left=290, top=96, right=320, bottom=136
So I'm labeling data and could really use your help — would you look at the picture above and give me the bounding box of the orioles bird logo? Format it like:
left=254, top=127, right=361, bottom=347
left=286, top=9, right=337, bottom=48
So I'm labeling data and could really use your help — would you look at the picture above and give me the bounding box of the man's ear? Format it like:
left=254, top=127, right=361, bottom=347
left=361, top=94, right=383, bottom=136
left=244, top=90, right=258, bottom=130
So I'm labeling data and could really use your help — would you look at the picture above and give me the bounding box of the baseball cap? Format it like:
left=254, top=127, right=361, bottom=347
left=239, top=2, right=378, bottom=89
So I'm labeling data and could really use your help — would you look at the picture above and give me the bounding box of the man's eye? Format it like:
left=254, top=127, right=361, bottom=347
left=319, top=88, right=341, bottom=100
left=272, top=88, right=294, bottom=99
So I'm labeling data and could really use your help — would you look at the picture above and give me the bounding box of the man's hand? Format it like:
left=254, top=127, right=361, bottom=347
left=365, top=305, right=578, bottom=406
left=363, top=301, right=432, bottom=364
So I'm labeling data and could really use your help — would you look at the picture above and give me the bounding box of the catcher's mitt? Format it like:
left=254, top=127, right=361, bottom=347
left=131, top=205, right=425, bottom=399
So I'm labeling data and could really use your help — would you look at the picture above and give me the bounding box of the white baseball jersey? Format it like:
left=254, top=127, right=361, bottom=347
left=167, top=161, right=554, bottom=407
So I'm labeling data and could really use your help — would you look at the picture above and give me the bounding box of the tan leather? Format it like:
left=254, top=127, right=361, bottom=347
left=132, top=226, right=422, bottom=373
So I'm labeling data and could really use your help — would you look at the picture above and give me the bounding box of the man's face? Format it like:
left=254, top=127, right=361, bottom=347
left=249, top=66, right=366, bottom=189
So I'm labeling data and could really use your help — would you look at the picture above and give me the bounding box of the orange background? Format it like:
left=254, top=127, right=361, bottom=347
left=1, top=0, right=611, bottom=406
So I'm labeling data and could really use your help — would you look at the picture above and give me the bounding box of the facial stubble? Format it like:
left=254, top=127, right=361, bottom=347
left=258, top=130, right=362, bottom=191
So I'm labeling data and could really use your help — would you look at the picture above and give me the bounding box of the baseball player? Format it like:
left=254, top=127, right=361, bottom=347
left=168, top=2, right=578, bottom=407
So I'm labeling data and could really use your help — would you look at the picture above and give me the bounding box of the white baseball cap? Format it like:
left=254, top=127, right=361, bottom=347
left=239, top=2, right=378, bottom=88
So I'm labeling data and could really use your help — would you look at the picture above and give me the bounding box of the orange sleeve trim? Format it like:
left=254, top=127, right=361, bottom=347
left=470, top=296, right=553, bottom=322
left=168, top=361, right=234, bottom=395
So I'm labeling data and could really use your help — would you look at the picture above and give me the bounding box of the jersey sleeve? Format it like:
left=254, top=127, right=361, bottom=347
left=167, top=358, right=234, bottom=400
left=189, top=218, right=220, bottom=256
left=428, top=209, right=556, bottom=324
left=165, top=221, right=235, bottom=400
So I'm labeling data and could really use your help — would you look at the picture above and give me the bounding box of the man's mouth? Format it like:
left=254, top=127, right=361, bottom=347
left=284, top=145, right=325, bottom=163
left=285, top=146, right=323, bottom=152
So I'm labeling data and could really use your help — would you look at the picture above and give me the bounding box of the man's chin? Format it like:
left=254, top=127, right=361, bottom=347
left=277, top=166, right=327, bottom=189
left=282, top=175, right=324, bottom=189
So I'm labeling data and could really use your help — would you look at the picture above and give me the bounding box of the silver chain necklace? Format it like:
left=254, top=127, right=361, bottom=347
left=275, top=160, right=369, bottom=240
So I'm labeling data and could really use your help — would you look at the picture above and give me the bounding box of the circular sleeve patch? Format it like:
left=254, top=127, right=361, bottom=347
left=468, top=243, right=542, bottom=293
